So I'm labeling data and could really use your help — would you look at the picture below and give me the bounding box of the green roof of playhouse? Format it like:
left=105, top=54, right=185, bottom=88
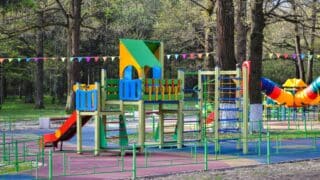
left=120, top=39, right=162, bottom=68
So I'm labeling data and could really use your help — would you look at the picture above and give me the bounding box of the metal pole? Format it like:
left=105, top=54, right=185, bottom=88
left=35, top=154, right=39, bottom=179
left=2, top=133, right=6, bottom=161
left=15, top=140, right=19, bottom=172
left=132, top=143, right=136, bottom=180
left=267, top=132, right=270, bottom=164
left=48, top=150, right=53, bottom=180
left=204, top=138, right=208, bottom=171
left=63, top=152, right=66, bottom=176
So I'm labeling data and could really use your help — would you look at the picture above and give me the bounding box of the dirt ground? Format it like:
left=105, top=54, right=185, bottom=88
left=150, top=159, right=320, bottom=180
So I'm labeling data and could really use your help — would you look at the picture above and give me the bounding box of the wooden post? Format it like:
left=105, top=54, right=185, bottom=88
left=138, top=100, right=145, bottom=149
left=94, top=82, right=100, bottom=155
left=177, top=70, right=185, bottom=148
left=214, top=67, right=220, bottom=152
left=198, top=70, right=204, bottom=141
left=159, top=103, right=164, bottom=148
left=101, top=69, right=106, bottom=109
left=242, top=65, right=249, bottom=154
left=76, top=83, right=82, bottom=154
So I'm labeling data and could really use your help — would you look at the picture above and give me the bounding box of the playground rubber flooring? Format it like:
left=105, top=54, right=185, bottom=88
left=4, top=126, right=320, bottom=179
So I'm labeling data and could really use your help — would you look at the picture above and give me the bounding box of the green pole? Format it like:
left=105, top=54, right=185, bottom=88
left=63, top=152, right=66, bottom=176
left=152, top=115, right=155, bottom=137
left=204, top=138, right=208, bottom=171
left=194, top=143, right=197, bottom=163
left=2, top=133, right=6, bottom=161
left=23, top=142, right=26, bottom=162
left=132, top=143, right=136, bottom=180
left=41, top=140, right=45, bottom=166
left=36, top=154, right=38, bottom=179
left=15, top=140, right=19, bottom=172
left=48, top=150, right=53, bottom=180
left=267, top=132, right=270, bottom=164
left=144, top=146, right=148, bottom=168
left=121, top=148, right=124, bottom=171
left=276, top=135, right=279, bottom=154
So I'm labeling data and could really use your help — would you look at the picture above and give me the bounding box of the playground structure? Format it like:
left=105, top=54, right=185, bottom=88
left=42, top=39, right=250, bottom=155
left=261, top=77, right=320, bottom=131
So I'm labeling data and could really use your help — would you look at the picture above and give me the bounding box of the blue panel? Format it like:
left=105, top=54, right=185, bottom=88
left=152, top=66, right=161, bottom=79
left=119, top=79, right=142, bottom=100
left=123, top=66, right=133, bottom=80
left=87, top=91, right=92, bottom=111
left=76, top=90, right=80, bottom=110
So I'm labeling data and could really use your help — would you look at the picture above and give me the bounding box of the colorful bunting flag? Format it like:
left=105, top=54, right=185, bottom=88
left=182, top=53, right=187, bottom=59
left=166, top=54, right=171, bottom=60
left=8, top=58, right=13, bottom=62
left=94, top=56, right=99, bottom=62
left=0, top=58, right=4, bottom=64
left=61, top=57, right=66, bottom=62
left=189, top=53, right=195, bottom=60
left=300, top=53, right=305, bottom=60
left=174, top=54, right=179, bottom=60
left=205, top=53, right=209, bottom=58
left=198, top=53, right=203, bottom=59
left=276, top=53, right=281, bottom=58
left=102, top=56, right=107, bottom=62
left=70, top=57, right=74, bottom=62
left=292, top=54, right=297, bottom=60
left=283, top=53, right=289, bottom=59
left=111, top=56, right=115, bottom=62
left=86, top=57, right=91, bottom=63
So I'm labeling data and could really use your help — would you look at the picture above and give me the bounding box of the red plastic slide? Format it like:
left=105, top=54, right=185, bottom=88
left=43, top=111, right=91, bottom=148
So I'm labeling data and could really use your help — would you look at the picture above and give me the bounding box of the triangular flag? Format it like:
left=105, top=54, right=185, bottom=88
left=102, top=56, right=107, bottom=62
left=50, top=57, right=56, bottom=61
left=174, top=54, right=179, bottom=60
left=166, top=54, right=171, bottom=60
left=276, top=53, right=281, bottom=58
left=17, top=58, right=21, bottom=62
left=205, top=53, right=210, bottom=57
left=94, top=56, right=99, bottom=62
left=308, top=54, right=313, bottom=60
left=198, top=53, right=203, bottom=59
left=189, top=53, right=195, bottom=60
left=8, top=58, right=13, bottom=62
left=182, top=53, right=187, bottom=59
left=70, top=57, right=74, bottom=62
left=77, top=57, right=83, bottom=62
left=292, top=53, right=297, bottom=60
left=26, top=58, right=31, bottom=62
left=34, top=58, right=39, bottom=62
left=111, top=56, right=115, bottom=62
left=317, top=54, right=320, bottom=59
left=0, top=58, right=4, bottom=64
left=300, top=53, right=305, bottom=60
left=86, top=56, right=91, bottom=63
left=269, top=53, right=274, bottom=59
left=283, top=53, right=289, bottom=59
left=61, top=57, right=66, bottom=62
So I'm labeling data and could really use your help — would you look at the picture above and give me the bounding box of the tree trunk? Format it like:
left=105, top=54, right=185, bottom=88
left=0, top=63, right=3, bottom=108
left=34, top=11, right=45, bottom=109
left=216, top=0, right=236, bottom=70
left=65, top=0, right=82, bottom=112
left=235, top=0, right=247, bottom=63
left=306, top=0, right=317, bottom=84
left=249, top=0, right=265, bottom=132
left=292, top=0, right=305, bottom=81
left=203, top=0, right=215, bottom=70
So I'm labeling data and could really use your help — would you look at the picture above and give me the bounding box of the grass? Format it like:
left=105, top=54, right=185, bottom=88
left=0, top=96, right=67, bottom=121
left=0, top=161, right=36, bottom=175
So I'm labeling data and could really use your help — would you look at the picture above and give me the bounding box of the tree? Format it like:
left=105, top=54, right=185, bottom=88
left=306, top=0, right=318, bottom=84
left=235, top=0, right=247, bottom=63
left=34, top=7, right=45, bottom=109
left=216, top=0, right=236, bottom=69
left=55, top=0, right=82, bottom=111
left=249, top=0, right=265, bottom=131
